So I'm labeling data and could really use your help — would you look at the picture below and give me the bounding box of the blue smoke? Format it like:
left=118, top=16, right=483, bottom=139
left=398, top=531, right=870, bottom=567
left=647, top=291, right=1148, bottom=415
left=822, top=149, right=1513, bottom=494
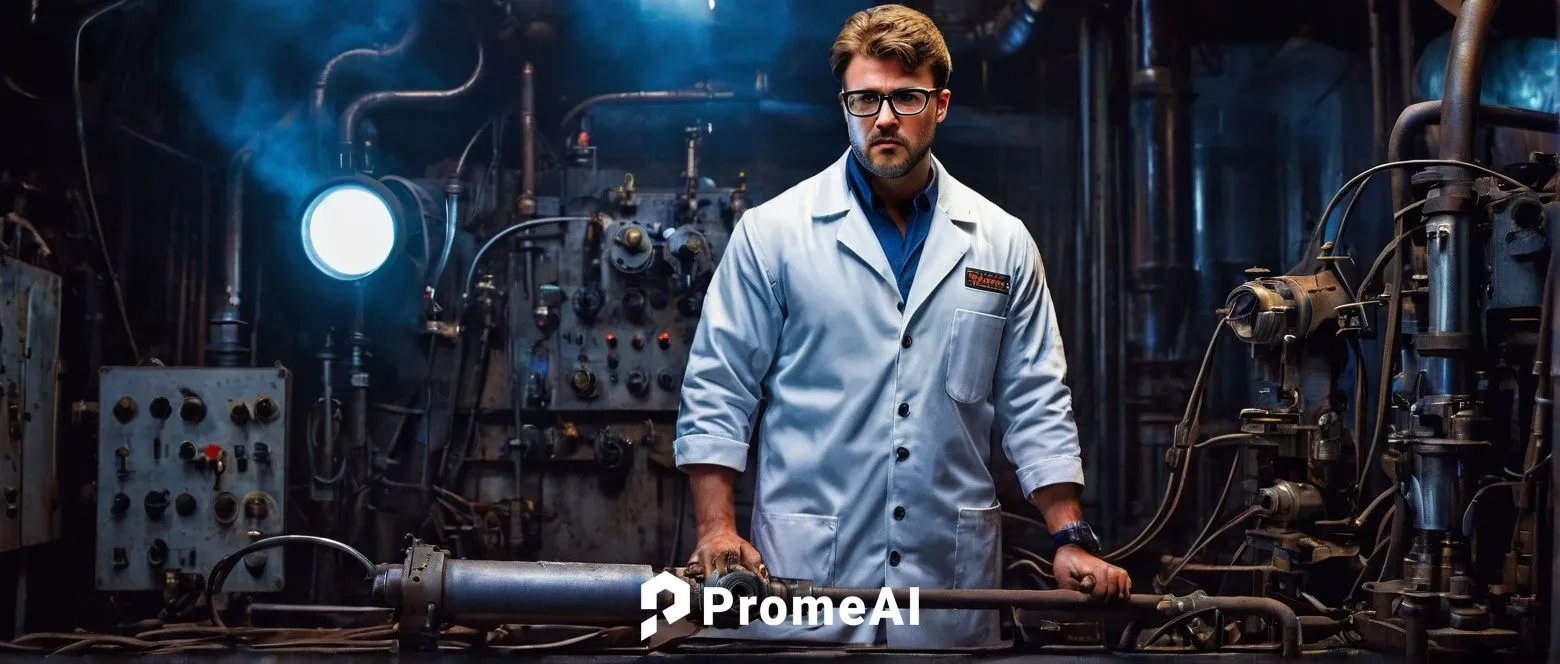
left=167, top=0, right=421, bottom=208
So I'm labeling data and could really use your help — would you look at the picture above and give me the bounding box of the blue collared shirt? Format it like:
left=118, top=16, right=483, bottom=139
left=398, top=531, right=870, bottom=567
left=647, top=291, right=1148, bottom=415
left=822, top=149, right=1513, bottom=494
left=845, top=154, right=938, bottom=301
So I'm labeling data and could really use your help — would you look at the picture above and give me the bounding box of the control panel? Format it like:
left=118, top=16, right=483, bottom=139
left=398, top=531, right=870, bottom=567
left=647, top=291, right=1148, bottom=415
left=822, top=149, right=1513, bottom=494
left=0, top=256, right=63, bottom=552
left=95, top=366, right=290, bottom=592
left=511, top=188, right=736, bottom=414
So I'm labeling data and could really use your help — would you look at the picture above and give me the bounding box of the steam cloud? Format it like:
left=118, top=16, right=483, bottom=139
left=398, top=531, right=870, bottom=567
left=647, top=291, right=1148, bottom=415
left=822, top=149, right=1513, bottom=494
left=167, top=0, right=420, bottom=209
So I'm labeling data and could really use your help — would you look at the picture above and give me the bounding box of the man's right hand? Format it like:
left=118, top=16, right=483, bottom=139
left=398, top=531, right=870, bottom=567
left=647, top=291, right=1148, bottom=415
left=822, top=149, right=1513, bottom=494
left=687, top=528, right=768, bottom=582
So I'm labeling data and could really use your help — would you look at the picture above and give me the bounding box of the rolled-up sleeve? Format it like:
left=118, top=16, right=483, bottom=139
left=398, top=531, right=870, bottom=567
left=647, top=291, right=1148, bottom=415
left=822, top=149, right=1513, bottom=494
left=993, top=234, right=1085, bottom=498
left=674, top=216, right=784, bottom=473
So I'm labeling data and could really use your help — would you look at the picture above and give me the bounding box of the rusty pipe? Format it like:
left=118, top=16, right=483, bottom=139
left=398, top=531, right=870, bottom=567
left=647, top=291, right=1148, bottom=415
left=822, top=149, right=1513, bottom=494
left=815, top=586, right=1161, bottom=612
left=1438, top=0, right=1501, bottom=164
left=1387, top=100, right=1558, bottom=209
left=814, top=588, right=1300, bottom=656
left=338, top=37, right=486, bottom=169
left=311, top=20, right=422, bottom=125
left=558, top=88, right=738, bottom=135
left=520, top=63, right=536, bottom=204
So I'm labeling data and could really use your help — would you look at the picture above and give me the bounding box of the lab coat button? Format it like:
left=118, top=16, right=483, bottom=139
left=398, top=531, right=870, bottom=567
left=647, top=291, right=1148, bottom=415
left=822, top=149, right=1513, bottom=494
left=889, top=551, right=901, bottom=566
left=897, top=403, right=909, bottom=417
left=901, top=334, right=912, bottom=348
left=893, top=506, right=906, bottom=520
left=896, top=302, right=905, bottom=312
left=895, top=446, right=909, bottom=461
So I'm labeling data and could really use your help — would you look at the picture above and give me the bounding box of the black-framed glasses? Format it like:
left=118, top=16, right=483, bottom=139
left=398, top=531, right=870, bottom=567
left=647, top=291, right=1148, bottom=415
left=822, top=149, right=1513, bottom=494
left=839, top=88, right=940, bottom=117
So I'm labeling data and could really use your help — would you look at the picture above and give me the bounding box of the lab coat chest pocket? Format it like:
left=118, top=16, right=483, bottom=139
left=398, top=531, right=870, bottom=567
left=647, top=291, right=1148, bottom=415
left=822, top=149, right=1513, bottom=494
left=945, top=309, right=1007, bottom=404
left=753, top=512, right=838, bottom=586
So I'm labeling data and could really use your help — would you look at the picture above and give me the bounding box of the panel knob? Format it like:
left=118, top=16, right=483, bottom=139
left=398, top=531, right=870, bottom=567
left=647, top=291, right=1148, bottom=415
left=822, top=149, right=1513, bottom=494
left=180, top=396, right=206, bottom=423
left=110, top=493, right=131, bottom=516
left=146, top=539, right=168, bottom=568
left=175, top=493, right=197, bottom=517
left=143, top=491, right=169, bottom=519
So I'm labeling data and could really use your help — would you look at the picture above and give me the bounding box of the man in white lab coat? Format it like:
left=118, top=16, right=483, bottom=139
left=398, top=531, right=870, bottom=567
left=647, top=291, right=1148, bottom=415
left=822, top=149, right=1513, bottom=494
left=673, top=3, right=1131, bottom=648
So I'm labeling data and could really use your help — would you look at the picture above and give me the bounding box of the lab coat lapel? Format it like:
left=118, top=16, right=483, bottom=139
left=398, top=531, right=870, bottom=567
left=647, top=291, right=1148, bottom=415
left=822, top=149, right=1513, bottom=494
left=813, top=151, right=898, bottom=293
left=904, top=160, right=976, bottom=320
left=838, top=206, right=898, bottom=290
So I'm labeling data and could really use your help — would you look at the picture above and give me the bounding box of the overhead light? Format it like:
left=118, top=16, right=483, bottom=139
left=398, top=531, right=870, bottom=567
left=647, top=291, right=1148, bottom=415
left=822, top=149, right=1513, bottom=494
left=299, top=176, right=400, bottom=281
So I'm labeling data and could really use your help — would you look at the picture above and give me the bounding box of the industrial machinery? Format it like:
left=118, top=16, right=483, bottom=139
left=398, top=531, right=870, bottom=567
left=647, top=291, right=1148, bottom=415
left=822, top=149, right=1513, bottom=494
left=1135, top=0, right=1560, bottom=658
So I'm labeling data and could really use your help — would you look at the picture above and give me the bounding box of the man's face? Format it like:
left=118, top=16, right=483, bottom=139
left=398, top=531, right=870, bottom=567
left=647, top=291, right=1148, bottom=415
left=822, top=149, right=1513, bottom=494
left=840, top=55, right=950, bottom=179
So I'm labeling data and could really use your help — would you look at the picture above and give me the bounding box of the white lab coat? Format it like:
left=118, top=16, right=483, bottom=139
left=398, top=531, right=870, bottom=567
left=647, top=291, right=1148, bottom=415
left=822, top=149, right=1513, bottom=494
left=674, top=150, right=1084, bottom=649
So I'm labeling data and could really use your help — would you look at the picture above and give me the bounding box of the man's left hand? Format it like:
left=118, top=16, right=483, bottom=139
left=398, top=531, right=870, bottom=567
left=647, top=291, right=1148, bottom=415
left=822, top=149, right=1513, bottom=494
left=1052, top=545, right=1131, bottom=600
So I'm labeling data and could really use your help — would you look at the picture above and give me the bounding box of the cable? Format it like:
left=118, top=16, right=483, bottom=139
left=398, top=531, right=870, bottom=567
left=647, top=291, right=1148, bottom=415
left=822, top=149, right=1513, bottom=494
left=1461, top=480, right=1520, bottom=538
left=1104, top=317, right=1233, bottom=563
left=1154, top=442, right=1244, bottom=591
left=74, top=0, right=141, bottom=363
left=460, top=217, right=594, bottom=312
left=204, top=535, right=375, bottom=628
left=1156, top=506, right=1263, bottom=591
left=454, top=114, right=499, bottom=180
left=1306, top=158, right=1532, bottom=266
left=1352, top=199, right=1435, bottom=496
left=1347, top=334, right=1368, bottom=506
left=307, top=397, right=348, bottom=484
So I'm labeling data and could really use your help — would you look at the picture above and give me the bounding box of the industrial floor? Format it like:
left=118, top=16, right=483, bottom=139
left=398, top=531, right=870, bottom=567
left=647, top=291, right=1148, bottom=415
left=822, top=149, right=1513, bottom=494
left=0, top=653, right=1399, bottom=663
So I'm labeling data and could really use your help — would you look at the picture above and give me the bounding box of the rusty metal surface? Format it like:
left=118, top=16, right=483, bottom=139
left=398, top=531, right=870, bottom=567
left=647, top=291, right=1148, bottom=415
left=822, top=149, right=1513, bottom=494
left=95, top=366, right=292, bottom=592
left=0, top=256, right=63, bottom=552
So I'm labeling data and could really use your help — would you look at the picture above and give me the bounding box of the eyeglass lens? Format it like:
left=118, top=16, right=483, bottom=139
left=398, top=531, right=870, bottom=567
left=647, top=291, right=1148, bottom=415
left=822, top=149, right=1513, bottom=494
left=845, top=90, right=930, bottom=116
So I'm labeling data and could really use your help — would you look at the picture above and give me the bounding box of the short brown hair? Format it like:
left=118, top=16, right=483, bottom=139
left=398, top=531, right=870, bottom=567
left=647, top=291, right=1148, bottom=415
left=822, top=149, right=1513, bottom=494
left=830, top=4, right=952, bottom=89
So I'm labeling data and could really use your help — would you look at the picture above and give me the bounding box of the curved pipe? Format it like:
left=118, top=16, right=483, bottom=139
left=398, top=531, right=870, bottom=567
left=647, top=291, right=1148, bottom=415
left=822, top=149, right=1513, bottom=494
left=1387, top=100, right=1558, bottom=210
left=945, top=0, right=1044, bottom=59
left=310, top=20, right=423, bottom=125
left=558, top=88, right=738, bottom=136
left=338, top=37, right=487, bottom=156
left=1437, top=0, right=1501, bottom=162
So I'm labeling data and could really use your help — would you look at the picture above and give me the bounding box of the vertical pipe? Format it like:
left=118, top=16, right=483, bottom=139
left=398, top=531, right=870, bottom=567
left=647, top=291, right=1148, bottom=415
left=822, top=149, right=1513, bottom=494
left=1397, top=0, right=1415, bottom=106
left=1129, top=0, right=1194, bottom=360
left=520, top=63, right=539, bottom=304
left=1077, top=16, right=1098, bottom=508
left=1422, top=0, right=1500, bottom=397
left=249, top=262, right=262, bottom=366
left=1368, top=0, right=1388, bottom=163
left=521, top=63, right=536, bottom=207
left=1083, top=12, right=1123, bottom=538
left=1437, top=0, right=1500, bottom=164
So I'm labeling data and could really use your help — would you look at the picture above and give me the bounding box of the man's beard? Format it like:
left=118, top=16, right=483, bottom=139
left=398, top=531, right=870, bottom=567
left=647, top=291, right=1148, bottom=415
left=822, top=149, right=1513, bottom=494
left=851, top=133, right=933, bottom=179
